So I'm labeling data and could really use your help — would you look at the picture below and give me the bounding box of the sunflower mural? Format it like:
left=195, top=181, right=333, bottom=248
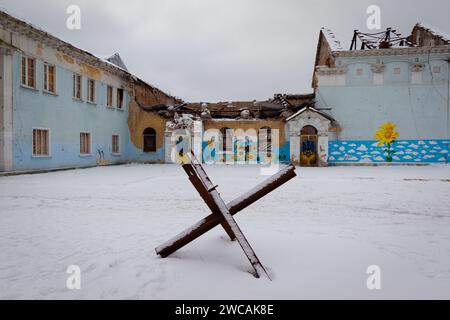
left=374, top=122, right=400, bottom=162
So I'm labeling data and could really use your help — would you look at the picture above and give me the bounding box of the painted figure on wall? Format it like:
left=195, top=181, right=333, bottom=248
left=300, top=125, right=318, bottom=166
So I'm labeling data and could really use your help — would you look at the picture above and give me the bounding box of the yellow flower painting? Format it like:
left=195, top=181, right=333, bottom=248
left=375, top=122, right=399, bottom=146
left=374, top=122, right=399, bottom=162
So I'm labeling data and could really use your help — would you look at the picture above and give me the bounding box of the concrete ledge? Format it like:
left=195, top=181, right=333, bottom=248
left=0, top=162, right=128, bottom=177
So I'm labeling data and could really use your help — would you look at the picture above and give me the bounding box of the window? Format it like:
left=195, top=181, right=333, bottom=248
left=393, top=67, right=401, bottom=75
left=259, top=127, right=272, bottom=157
left=117, top=88, right=124, bottom=109
left=73, top=73, right=82, bottom=99
left=143, top=128, right=156, bottom=152
left=112, top=135, right=120, bottom=154
left=44, top=63, right=56, bottom=93
left=21, top=56, right=36, bottom=88
left=433, top=66, right=441, bottom=74
left=87, top=79, right=96, bottom=103
left=80, top=132, right=91, bottom=155
left=220, top=127, right=232, bottom=162
left=356, top=68, right=363, bottom=76
left=107, top=86, right=114, bottom=107
left=32, top=128, right=50, bottom=156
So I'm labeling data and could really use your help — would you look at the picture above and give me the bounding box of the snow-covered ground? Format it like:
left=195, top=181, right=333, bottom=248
left=0, top=164, right=449, bottom=300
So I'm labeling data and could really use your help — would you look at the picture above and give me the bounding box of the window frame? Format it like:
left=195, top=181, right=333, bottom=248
left=107, top=85, right=114, bottom=108
left=87, top=78, right=96, bottom=104
left=112, top=134, right=121, bottom=155
left=117, top=88, right=124, bottom=110
left=43, top=62, right=57, bottom=94
left=31, top=127, right=51, bottom=157
left=73, top=73, right=82, bottom=100
left=79, top=131, right=92, bottom=156
left=21, top=56, right=37, bottom=89
left=143, top=128, right=157, bottom=153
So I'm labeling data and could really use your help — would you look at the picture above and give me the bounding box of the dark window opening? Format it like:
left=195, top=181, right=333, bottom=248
left=143, top=128, right=156, bottom=152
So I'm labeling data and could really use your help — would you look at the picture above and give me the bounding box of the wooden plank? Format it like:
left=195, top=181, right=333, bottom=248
left=155, top=163, right=297, bottom=259
left=180, top=153, right=270, bottom=279
left=182, top=164, right=236, bottom=240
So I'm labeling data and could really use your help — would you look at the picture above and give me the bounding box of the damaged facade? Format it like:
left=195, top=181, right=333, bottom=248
left=0, top=8, right=449, bottom=172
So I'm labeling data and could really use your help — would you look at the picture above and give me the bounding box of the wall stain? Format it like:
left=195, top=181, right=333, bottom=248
left=80, top=63, right=102, bottom=80
left=35, top=44, right=44, bottom=56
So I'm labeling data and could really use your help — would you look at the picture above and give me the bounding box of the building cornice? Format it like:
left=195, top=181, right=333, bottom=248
left=333, top=45, right=450, bottom=58
left=315, top=66, right=347, bottom=76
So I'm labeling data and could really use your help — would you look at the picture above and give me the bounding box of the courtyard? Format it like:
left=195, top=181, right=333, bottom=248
left=0, top=164, right=449, bottom=299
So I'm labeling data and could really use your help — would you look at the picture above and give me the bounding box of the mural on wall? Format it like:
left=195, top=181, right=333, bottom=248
left=328, top=140, right=449, bottom=163
left=201, top=140, right=291, bottom=164
left=374, top=122, right=400, bottom=162
left=300, top=140, right=317, bottom=166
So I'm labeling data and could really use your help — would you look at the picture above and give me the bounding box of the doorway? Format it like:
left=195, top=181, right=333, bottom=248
left=300, top=125, right=318, bottom=166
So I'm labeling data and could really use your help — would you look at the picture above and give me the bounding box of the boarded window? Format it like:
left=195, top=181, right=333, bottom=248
left=44, top=63, right=56, bottom=93
left=117, top=88, right=124, bottom=109
left=32, top=128, right=50, bottom=156
left=143, top=128, right=156, bottom=152
left=21, top=56, right=36, bottom=88
left=107, top=86, right=114, bottom=107
left=87, top=79, right=95, bottom=103
left=112, top=135, right=120, bottom=154
left=80, top=132, right=91, bottom=155
left=73, top=74, right=82, bottom=99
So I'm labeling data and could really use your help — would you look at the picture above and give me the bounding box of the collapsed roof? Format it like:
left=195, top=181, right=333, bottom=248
left=140, top=93, right=316, bottom=120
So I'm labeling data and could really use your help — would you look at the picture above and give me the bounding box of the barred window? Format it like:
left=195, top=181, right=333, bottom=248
left=44, top=63, right=56, bottom=93
left=21, top=56, right=36, bottom=88
left=87, top=79, right=96, bottom=103
left=73, top=73, right=82, bottom=99
left=80, top=132, right=91, bottom=155
left=32, top=128, right=50, bottom=156
left=107, top=86, right=114, bottom=107
left=112, top=135, right=120, bottom=154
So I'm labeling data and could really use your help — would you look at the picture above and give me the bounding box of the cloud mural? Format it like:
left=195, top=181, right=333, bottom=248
left=328, top=140, right=449, bottom=164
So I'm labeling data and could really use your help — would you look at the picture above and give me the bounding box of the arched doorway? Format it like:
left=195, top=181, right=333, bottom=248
left=143, top=128, right=156, bottom=152
left=300, top=125, right=318, bottom=166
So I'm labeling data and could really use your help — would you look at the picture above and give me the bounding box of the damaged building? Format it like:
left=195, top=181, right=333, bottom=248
left=0, top=8, right=449, bottom=172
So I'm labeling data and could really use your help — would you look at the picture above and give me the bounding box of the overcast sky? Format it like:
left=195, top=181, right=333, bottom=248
left=1, top=0, right=449, bottom=102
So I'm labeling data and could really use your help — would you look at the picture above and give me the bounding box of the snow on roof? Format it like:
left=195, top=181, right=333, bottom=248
left=94, top=53, right=129, bottom=73
left=416, top=23, right=450, bottom=43
left=286, top=106, right=334, bottom=122
left=321, top=27, right=343, bottom=51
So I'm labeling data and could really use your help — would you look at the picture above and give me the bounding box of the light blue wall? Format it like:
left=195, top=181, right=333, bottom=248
left=316, top=52, right=450, bottom=164
left=12, top=51, right=133, bottom=171
left=316, top=53, right=450, bottom=141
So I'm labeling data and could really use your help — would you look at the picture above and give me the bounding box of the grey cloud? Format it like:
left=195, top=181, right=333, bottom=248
left=1, top=0, right=449, bottom=101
